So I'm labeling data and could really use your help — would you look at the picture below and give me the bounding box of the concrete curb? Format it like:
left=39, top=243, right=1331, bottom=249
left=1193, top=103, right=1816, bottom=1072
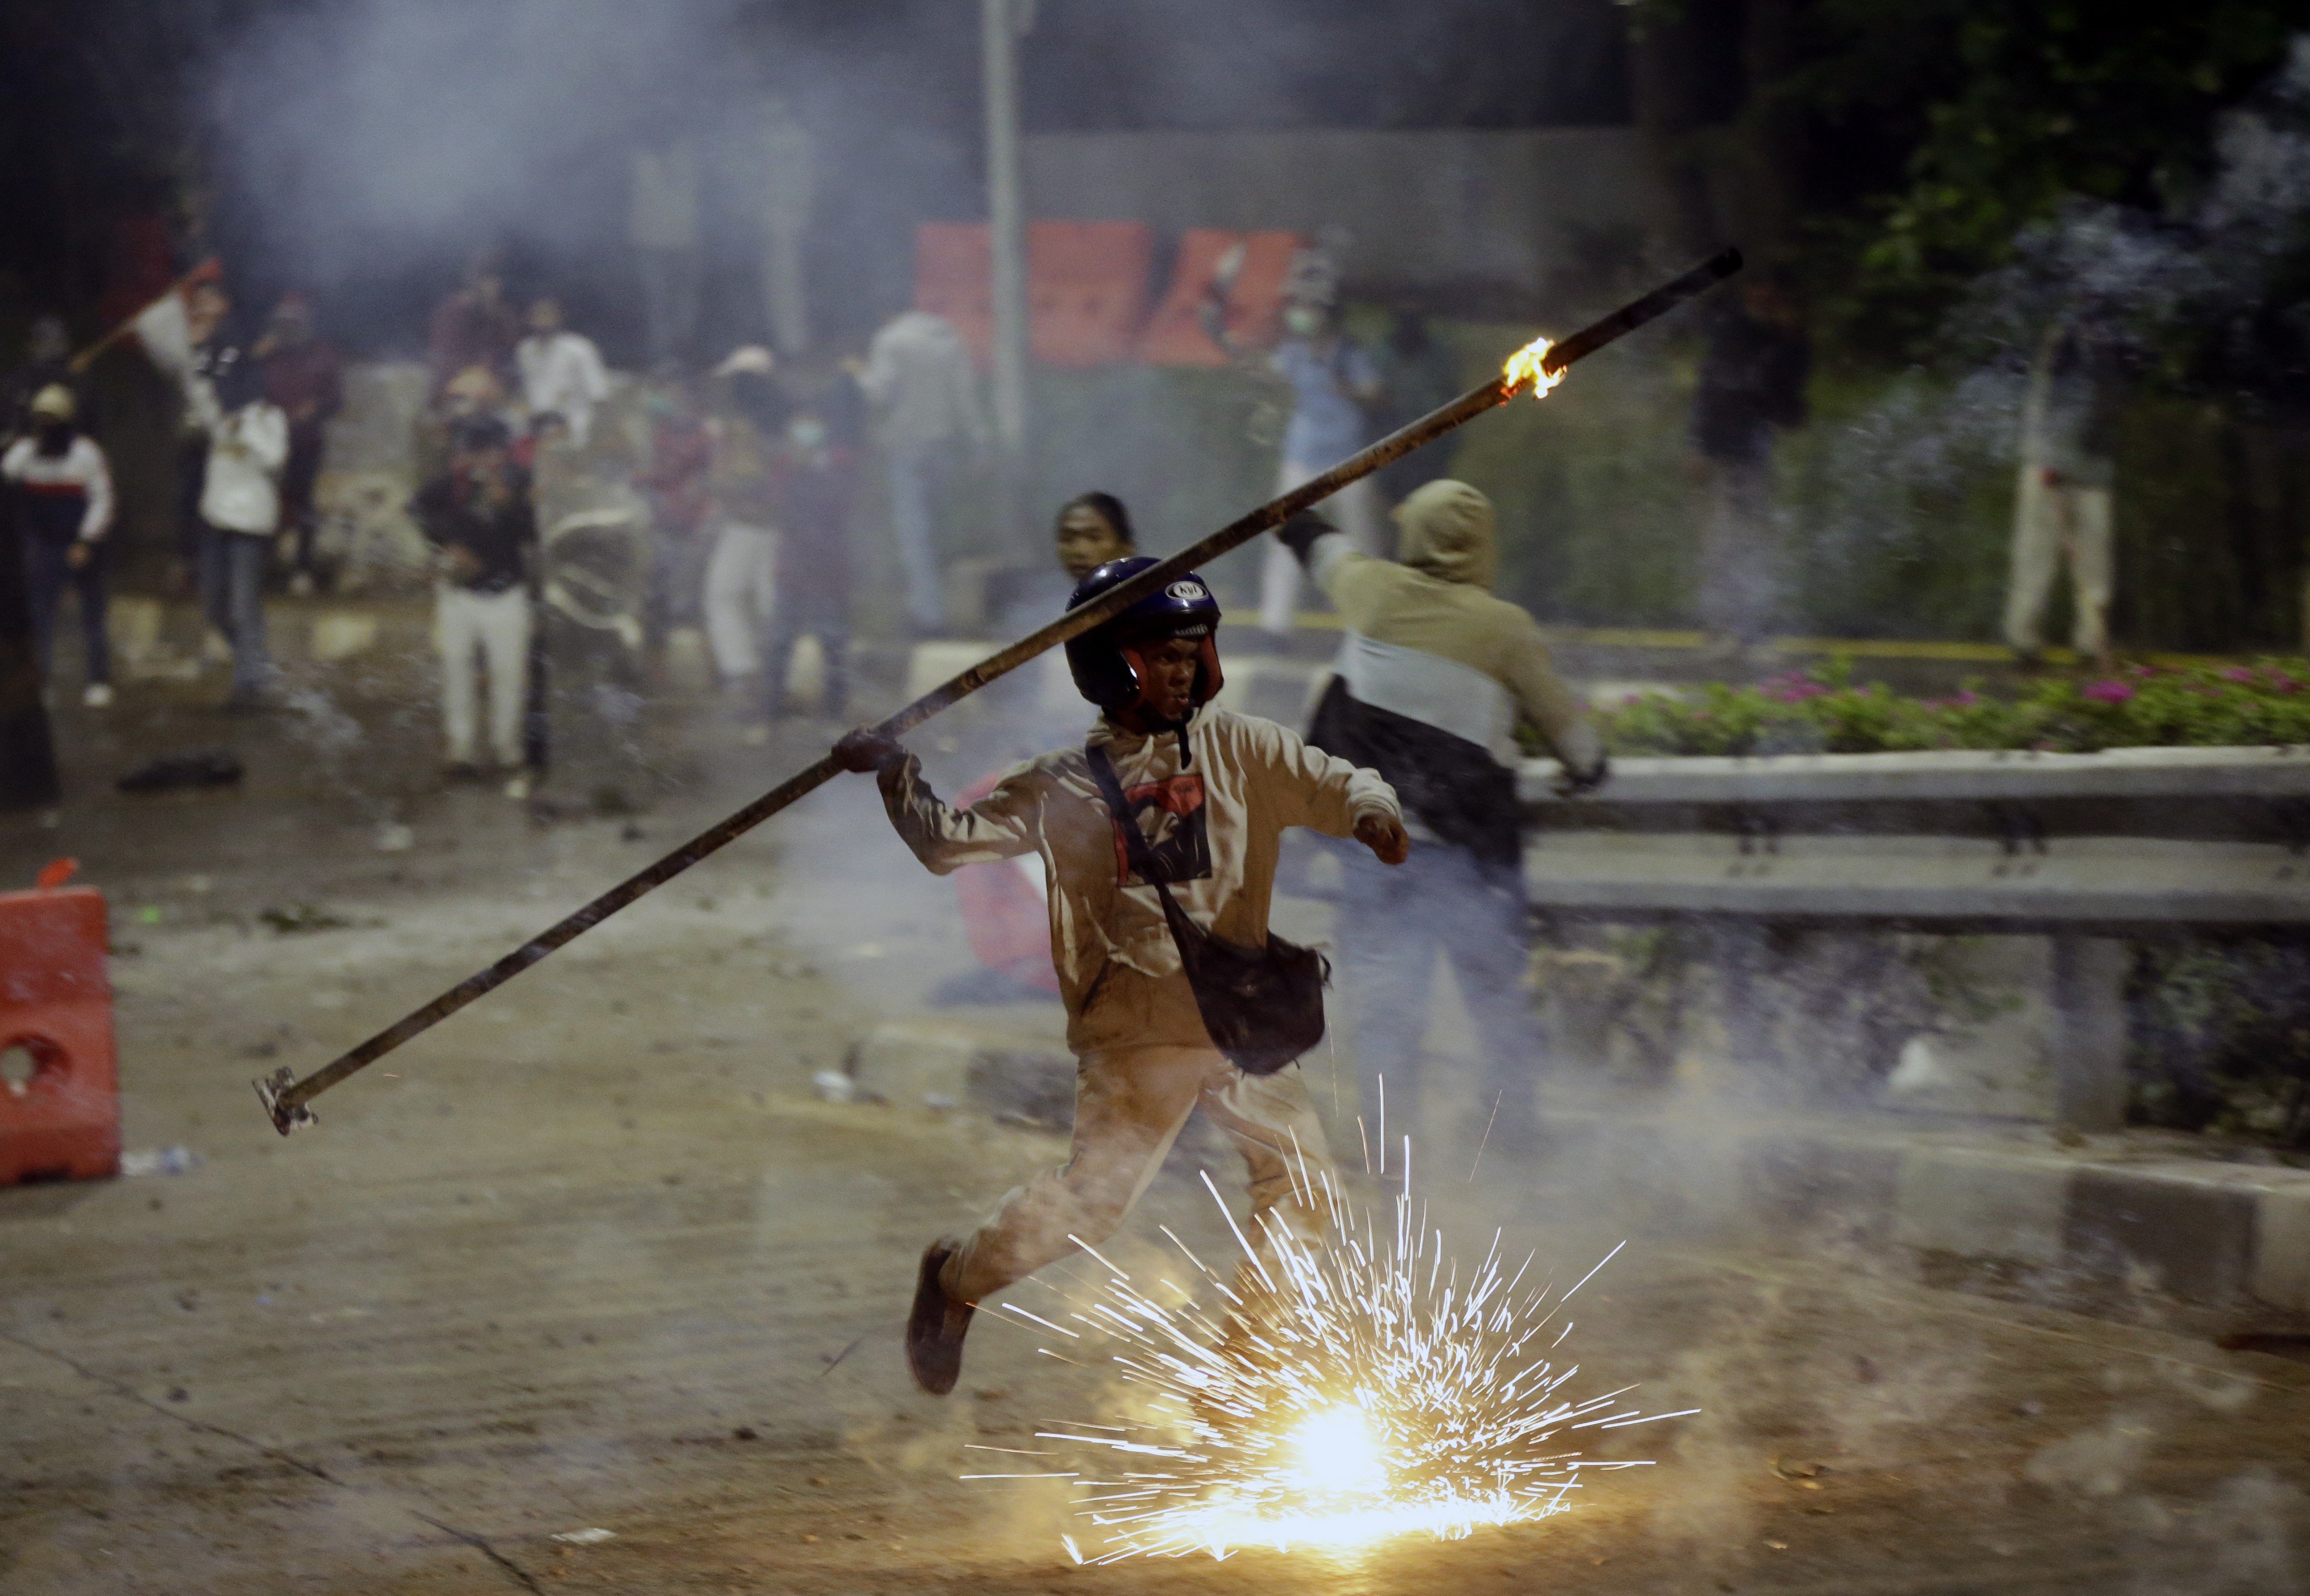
left=1547, top=1104, right=2310, bottom=1317
left=849, top=1019, right=2310, bottom=1321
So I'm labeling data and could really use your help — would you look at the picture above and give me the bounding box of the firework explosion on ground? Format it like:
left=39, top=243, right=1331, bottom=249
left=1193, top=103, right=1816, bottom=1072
left=967, top=1136, right=1692, bottom=1563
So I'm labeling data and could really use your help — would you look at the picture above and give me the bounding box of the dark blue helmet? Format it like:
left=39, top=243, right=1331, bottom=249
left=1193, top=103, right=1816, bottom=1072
left=1064, top=556, right=1225, bottom=715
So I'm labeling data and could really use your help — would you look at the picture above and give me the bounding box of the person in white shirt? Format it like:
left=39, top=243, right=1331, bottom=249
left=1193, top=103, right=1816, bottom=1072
left=847, top=309, right=987, bottom=635
left=515, top=297, right=612, bottom=448
left=2, top=384, right=115, bottom=706
left=199, top=356, right=289, bottom=710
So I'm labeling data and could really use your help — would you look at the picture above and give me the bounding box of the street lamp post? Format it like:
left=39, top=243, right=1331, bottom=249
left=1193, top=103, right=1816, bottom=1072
left=980, top=0, right=1031, bottom=545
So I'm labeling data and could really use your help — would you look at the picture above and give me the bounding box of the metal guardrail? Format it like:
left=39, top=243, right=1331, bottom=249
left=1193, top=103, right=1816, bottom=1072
left=1514, top=745, right=2310, bottom=1129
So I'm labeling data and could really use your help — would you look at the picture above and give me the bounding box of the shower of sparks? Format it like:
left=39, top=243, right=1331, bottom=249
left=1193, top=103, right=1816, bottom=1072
left=976, top=1146, right=1693, bottom=1562
left=1501, top=334, right=1566, bottom=399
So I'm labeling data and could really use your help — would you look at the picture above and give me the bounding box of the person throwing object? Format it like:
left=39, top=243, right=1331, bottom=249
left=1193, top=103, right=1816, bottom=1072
left=1286, top=480, right=1606, bottom=1150
left=835, top=559, right=1407, bottom=1395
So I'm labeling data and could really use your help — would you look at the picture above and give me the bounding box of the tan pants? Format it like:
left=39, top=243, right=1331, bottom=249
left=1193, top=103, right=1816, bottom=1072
left=2005, top=467, right=2113, bottom=658
left=941, top=1045, right=1337, bottom=1305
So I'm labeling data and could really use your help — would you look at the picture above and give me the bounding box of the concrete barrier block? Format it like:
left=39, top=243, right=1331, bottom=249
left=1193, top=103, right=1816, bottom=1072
left=2252, top=1185, right=2310, bottom=1312
left=1893, top=1148, right=2073, bottom=1265
left=1740, top=1135, right=1903, bottom=1239
left=2063, top=1168, right=2256, bottom=1300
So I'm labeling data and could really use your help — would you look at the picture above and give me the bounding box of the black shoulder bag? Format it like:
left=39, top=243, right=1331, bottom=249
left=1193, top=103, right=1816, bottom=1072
left=1084, top=742, right=1330, bottom=1076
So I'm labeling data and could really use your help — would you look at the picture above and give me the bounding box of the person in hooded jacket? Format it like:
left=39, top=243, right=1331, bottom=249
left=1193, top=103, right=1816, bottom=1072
left=1282, top=478, right=1606, bottom=1151
left=833, top=560, right=1407, bottom=1397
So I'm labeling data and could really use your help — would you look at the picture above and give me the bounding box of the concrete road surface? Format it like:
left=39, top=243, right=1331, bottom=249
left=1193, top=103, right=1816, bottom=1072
left=5, top=694, right=2309, bottom=1595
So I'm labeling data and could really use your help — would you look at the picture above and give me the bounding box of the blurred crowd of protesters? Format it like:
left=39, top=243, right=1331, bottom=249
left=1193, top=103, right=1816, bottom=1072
left=1, top=224, right=2132, bottom=801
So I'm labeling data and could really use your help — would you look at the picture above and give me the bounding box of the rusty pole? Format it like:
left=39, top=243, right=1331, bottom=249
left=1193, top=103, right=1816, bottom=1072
left=257, top=247, right=1741, bottom=1133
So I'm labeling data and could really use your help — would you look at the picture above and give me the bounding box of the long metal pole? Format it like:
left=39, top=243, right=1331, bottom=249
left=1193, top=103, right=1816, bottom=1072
left=257, top=247, right=1741, bottom=1133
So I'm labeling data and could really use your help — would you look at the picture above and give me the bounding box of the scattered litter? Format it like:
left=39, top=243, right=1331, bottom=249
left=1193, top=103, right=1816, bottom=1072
left=811, top=1070, right=856, bottom=1104
left=136, top=906, right=162, bottom=925
left=120, top=1147, right=201, bottom=1178
left=374, top=822, right=414, bottom=853
left=35, top=858, right=77, bottom=890
left=115, top=751, right=243, bottom=795
left=922, top=1093, right=958, bottom=1113
left=261, top=905, right=353, bottom=935
left=550, top=1529, right=616, bottom=1546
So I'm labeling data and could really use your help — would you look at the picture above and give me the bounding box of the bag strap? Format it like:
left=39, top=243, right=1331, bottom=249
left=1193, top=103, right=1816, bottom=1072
left=1084, top=742, right=1168, bottom=888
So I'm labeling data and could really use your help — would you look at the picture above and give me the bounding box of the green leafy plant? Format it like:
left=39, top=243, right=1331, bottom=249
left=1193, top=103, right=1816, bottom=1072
left=1591, top=658, right=2310, bottom=756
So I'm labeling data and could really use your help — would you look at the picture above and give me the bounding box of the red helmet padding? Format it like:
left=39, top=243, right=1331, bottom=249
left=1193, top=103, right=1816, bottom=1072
left=1117, top=636, right=1223, bottom=718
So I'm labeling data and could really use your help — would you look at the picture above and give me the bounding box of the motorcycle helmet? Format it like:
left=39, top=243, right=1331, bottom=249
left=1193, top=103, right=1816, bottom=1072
left=1063, top=556, right=1224, bottom=719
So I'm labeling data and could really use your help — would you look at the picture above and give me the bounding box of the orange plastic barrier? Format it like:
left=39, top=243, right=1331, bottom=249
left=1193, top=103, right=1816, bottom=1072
left=913, top=222, right=995, bottom=367
left=1139, top=229, right=1301, bottom=367
left=1029, top=222, right=1154, bottom=369
left=0, top=883, right=120, bottom=1184
left=913, top=221, right=1156, bottom=370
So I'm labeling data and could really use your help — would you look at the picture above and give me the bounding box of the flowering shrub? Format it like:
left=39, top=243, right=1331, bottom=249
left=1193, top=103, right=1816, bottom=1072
left=1592, top=659, right=2310, bottom=757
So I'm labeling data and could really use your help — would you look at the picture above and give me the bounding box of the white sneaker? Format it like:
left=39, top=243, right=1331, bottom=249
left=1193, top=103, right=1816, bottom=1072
left=503, top=772, right=531, bottom=801
left=82, top=683, right=114, bottom=708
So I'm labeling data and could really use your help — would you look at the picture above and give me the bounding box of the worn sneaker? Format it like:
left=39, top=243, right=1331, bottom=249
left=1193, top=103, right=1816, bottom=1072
left=905, top=1241, right=974, bottom=1396
left=81, top=683, right=114, bottom=708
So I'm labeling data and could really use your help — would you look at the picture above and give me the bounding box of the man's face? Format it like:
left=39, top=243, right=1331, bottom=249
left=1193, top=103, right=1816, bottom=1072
left=1057, top=505, right=1132, bottom=581
left=528, top=299, right=562, bottom=336
left=1127, top=635, right=1203, bottom=724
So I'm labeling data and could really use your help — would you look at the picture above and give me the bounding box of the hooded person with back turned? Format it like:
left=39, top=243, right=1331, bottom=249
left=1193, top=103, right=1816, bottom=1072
left=1284, top=479, right=1606, bottom=1152
left=835, top=560, right=1407, bottom=1395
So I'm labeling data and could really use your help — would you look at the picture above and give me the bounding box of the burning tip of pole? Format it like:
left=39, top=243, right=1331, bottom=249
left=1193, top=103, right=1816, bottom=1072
left=254, top=1067, right=316, bottom=1136
left=1501, top=336, right=1565, bottom=398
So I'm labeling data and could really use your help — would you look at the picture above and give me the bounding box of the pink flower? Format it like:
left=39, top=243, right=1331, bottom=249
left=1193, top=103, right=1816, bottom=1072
left=2222, top=666, right=2258, bottom=684
left=2082, top=680, right=2135, bottom=705
left=2271, top=672, right=2300, bottom=695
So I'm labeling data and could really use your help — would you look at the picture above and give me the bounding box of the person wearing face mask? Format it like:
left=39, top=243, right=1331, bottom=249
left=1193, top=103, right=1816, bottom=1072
left=834, top=562, right=1406, bottom=1396
left=1259, top=298, right=1385, bottom=638
left=759, top=398, right=857, bottom=723
left=3, top=385, right=116, bottom=707
left=411, top=415, right=537, bottom=786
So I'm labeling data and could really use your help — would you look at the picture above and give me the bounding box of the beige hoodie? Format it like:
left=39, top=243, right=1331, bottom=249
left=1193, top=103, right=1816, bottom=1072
left=876, top=705, right=1400, bottom=1054
left=1311, top=478, right=1599, bottom=773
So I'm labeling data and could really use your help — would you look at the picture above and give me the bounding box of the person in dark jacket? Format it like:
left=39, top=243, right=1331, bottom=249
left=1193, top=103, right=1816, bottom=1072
left=760, top=395, right=858, bottom=722
left=412, top=415, right=536, bottom=787
left=1285, top=480, right=1605, bottom=1150
left=2, top=385, right=115, bottom=706
left=1689, top=274, right=1810, bottom=654
left=254, top=294, right=344, bottom=593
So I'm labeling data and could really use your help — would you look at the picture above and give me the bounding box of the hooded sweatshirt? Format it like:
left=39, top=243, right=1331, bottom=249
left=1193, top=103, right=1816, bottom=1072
left=874, top=704, right=1399, bottom=1055
left=1303, top=478, right=1600, bottom=868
